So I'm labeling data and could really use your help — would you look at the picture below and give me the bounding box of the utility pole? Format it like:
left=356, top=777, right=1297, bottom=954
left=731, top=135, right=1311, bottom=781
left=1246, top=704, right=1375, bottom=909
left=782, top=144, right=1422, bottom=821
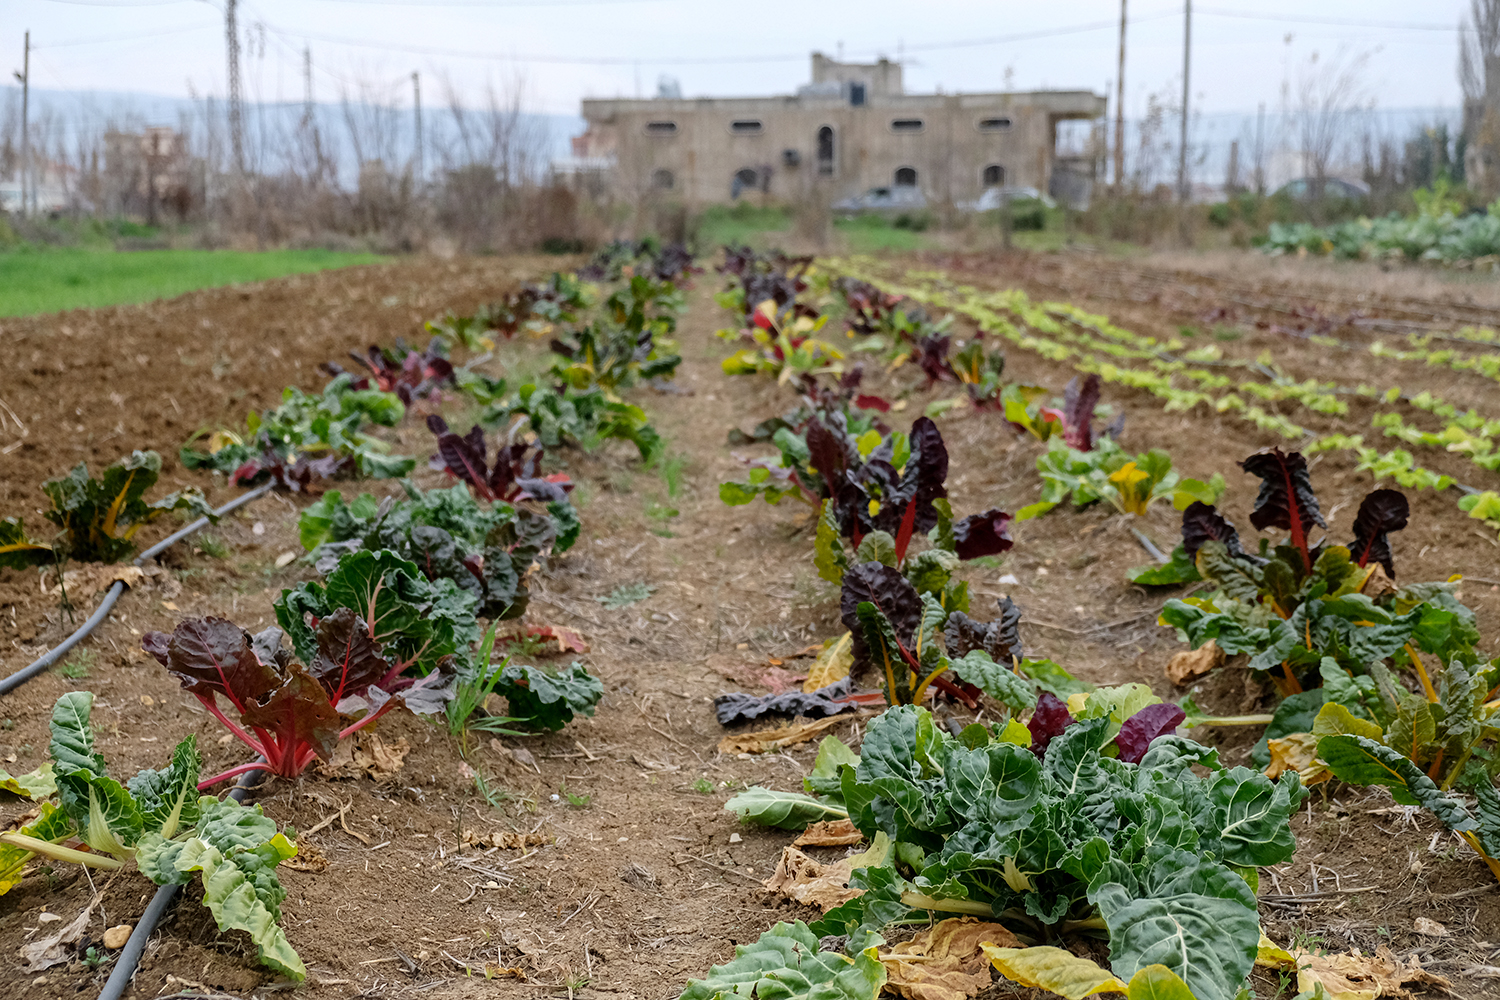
left=302, top=46, right=313, bottom=127
left=225, top=0, right=245, bottom=175
left=411, top=71, right=423, bottom=186
left=15, top=31, right=30, bottom=218
left=1114, top=0, right=1126, bottom=190
left=1177, top=0, right=1192, bottom=244
left=1177, top=0, right=1191, bottom=206
left=1254, top=101, right=1266, bottom=194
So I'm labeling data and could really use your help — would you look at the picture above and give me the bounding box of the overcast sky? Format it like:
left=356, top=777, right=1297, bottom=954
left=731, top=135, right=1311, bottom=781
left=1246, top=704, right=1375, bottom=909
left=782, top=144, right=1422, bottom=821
left=2, top=0, right=1477, bottom=119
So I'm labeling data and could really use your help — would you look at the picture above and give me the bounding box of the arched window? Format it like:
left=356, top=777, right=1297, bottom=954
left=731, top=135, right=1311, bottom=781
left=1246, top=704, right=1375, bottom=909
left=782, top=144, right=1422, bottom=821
left=894, top=166, right=918, bottom=187
left=816, top=126, right=835, bottom=177
left=731, top=167, right=758, bottom=198
left=651, top=168, right=674, bottom=190
left=982, top=164, right=1005, bottom=188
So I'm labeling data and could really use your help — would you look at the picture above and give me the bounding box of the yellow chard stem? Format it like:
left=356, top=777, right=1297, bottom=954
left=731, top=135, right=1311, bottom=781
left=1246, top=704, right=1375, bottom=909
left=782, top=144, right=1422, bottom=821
left=1406, top=643, right=1439, bottom=703
left=0, top=832, right=126, bottom=870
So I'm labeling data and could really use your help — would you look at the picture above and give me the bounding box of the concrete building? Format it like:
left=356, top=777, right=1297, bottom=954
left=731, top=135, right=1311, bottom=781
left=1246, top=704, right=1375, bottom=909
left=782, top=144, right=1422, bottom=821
left=573, top=53, right=1107, bottom=209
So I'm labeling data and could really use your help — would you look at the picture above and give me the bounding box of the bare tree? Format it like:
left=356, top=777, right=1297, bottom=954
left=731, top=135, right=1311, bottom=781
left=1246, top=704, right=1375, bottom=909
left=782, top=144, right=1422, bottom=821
left=1287, top=49, right=1373, bottom=202
left=1461, top=0, right=1500, bottom=196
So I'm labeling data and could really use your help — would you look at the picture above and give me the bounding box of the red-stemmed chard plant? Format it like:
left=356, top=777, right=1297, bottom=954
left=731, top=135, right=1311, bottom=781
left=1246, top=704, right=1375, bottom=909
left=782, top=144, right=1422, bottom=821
left=143, top=609, right=453, bottom=788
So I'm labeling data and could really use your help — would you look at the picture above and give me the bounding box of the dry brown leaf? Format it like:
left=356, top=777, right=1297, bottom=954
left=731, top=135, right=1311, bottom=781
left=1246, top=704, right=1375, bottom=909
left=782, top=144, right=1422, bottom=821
left=1265, top=732, right=1330, bottom=785
left=804, top=632, right=854, bottom=692
left=1360, top=564, right=1398, bottom=601
left=281, top=839, right=329, bottom=873
left=1165, top=638, right=1223, bottom=685
left=1293, top=946, right=1451, bottom=1000
left=315, top=733, right=409, bottom=779
left=718, top=714, right=856, bottom=755
left=762, top=846, right=860, bottom=911
left=881, top=917, right=1023, bottom=1000
left=47, top=565, right=145, bottom=600
left=793, top=818, right=865, bottom=847
left=461, top=828, right=551, bottom=850
left=22, top=892, right=101, bottom=971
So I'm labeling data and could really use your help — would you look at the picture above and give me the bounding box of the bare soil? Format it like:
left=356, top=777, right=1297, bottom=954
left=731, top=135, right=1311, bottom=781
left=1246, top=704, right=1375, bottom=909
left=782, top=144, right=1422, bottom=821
left=0, top=248, right=1496, bottom=999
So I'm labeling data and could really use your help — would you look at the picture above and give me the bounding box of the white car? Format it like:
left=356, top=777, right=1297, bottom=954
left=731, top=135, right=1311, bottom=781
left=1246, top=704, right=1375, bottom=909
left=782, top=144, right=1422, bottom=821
left=832, top=186, right=928, bottom=214
left=964, top=186, right=1050, bottom=212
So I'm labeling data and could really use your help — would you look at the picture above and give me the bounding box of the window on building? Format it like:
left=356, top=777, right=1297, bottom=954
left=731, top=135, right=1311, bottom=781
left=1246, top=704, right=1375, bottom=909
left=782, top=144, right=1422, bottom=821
left=644, top=121, right=678, bottom=135
left=982, top=164, right=1005, bottom=187
left=890, top=118, right=924, bottom=133
left=977, top=117, right=1012, bottom=132
left=732, top=167, right=758, bottom=198
left=894, top=166, right=918, bottom=187
left=849, top=82, right=866, bottom=107
left=816, top=125, right=835, bottom=176
left=652, top=168, right=674, bottom=190
left=730, top=119, right=763, bottom=134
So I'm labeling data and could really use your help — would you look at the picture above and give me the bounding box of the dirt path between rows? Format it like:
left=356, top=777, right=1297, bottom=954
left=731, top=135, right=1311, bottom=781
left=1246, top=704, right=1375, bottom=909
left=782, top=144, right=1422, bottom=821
left=1, top=249, right=1498, bottom=999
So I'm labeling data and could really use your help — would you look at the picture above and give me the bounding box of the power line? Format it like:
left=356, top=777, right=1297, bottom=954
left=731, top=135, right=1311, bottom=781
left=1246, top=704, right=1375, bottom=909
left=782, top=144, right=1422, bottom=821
left=39, top=21, right=219, bottom=48
left=1196, top=7, right=1460, bottom=33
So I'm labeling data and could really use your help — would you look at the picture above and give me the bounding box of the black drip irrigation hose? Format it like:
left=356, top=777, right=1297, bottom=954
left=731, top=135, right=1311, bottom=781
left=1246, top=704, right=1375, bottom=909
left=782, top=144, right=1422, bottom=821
left=0, top=484, right=275, bottom=697
left=97, top=763, right=269, bottom=1000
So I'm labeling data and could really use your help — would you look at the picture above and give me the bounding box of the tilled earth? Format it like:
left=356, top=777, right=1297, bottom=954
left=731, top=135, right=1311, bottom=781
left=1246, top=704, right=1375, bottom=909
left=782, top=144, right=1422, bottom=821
left=0, top=248, right=1496, bottom=999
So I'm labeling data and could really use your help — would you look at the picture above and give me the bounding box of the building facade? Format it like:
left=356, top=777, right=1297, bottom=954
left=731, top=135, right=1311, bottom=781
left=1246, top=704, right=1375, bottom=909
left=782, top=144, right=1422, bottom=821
left=574, top=54, right=1106, bottom=208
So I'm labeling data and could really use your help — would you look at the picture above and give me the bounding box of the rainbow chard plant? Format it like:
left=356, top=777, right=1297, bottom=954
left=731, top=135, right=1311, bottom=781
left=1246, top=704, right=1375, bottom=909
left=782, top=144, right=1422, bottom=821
left=1159, top=448, right=1482, bottom=702
left=144, top=613, right=454, bottom=786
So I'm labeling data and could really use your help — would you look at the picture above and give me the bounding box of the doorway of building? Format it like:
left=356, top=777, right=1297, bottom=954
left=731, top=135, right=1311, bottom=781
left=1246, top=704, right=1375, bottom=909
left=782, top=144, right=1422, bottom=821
left=816, top=126, right=835, bottom=177
left=894, top=166, right=917, bottom=187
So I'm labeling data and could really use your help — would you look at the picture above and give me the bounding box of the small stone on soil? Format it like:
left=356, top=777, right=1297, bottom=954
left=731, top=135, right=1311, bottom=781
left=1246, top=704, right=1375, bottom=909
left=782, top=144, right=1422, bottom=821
left=103, top=924, right=132, bottom=949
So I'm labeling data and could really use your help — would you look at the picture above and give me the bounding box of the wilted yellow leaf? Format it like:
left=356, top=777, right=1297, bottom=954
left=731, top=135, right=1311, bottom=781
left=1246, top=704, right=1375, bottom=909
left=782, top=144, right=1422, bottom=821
left=804, top=632, right=854, bottom=692
left=981, top=944, right=1127, bottom=999
left=1265, top=733, right=1330, bottom=785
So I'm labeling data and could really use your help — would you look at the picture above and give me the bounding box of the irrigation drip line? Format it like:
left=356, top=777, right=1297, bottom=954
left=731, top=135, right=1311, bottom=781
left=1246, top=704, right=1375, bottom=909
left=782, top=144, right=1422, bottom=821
left=0, top=483, right=275, bottom=697
left=97, top=763, right=269, bottom=1000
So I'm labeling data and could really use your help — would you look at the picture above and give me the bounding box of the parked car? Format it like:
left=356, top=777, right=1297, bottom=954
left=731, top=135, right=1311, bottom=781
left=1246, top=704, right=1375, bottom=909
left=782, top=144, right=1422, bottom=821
left=1274, top=177, right=1369, bottom=201
left=963, top=186, right=1050, bottom=212
left=832, top=186, right=927, bottom=214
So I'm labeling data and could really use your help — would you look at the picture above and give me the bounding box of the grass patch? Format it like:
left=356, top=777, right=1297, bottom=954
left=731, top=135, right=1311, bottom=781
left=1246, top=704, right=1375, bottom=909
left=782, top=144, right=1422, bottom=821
left=0, top=247, right=382, bottom=317
left=693, top=203, right=792, bottom=250
left=834, top=216, right=934, bottom=253
left=58, top=649, right=96, bottom=679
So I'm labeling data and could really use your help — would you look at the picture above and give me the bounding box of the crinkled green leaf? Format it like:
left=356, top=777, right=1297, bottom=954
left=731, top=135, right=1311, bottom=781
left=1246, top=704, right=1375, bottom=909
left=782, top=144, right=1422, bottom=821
left=1317, top=734, right=1477, bottom=828
left=805, top=736, right=860, bottom=799
left=947, top=650, right=1037, bottom=713
left=1128, top=545, right=1203, bottom=586
left=0, top=803, right=77, bottom=895
left=495, top=662, right=604, bottom=731
left=173, top=835, right=305, bottom=981
left=678, top=921, right=885, bottom=1000
left=126, top=736, right=202, bottom=839
left=0, top=762, right=56, bottom=800
left=725, top=788, right=848, bottom=830
left=1204, top=767, right=1307, bottom=867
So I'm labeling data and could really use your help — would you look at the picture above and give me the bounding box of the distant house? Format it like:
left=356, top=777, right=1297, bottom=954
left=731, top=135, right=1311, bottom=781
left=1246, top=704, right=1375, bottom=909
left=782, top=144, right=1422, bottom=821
left=573, top=52, right=1106, bottom=209
left=103, top=126, right=197, bottom=221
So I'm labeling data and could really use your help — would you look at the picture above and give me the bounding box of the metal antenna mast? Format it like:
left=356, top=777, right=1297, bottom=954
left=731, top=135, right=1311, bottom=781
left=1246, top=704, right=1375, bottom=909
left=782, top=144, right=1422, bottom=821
left=226, top=0, right=245, bottom=174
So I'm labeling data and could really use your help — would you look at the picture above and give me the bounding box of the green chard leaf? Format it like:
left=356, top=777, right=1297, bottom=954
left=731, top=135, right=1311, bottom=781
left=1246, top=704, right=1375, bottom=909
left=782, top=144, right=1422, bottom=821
left=725, top=788, right=848, bottom=830
left=678, top=921, right=885, bottom=1000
